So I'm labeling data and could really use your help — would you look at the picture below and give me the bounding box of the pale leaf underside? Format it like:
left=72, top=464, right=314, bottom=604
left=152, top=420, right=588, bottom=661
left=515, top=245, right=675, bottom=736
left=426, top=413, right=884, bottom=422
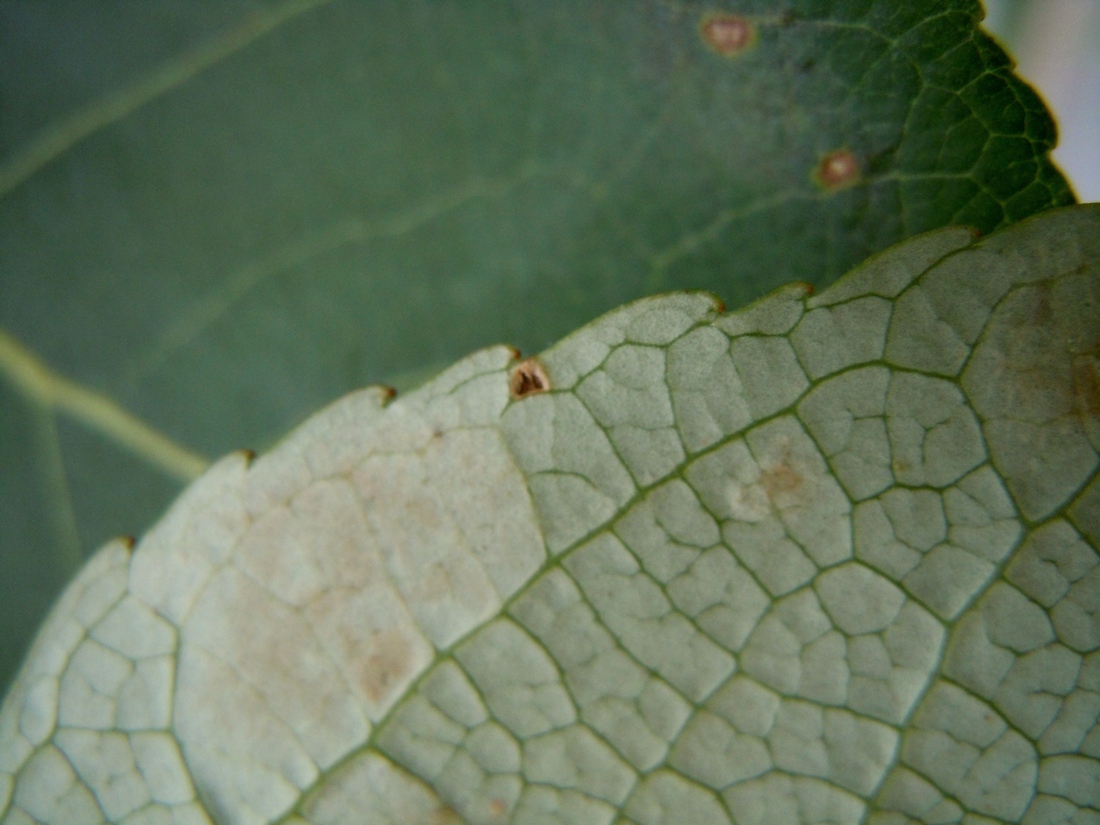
left=1, top=205, right=1098, bottom=824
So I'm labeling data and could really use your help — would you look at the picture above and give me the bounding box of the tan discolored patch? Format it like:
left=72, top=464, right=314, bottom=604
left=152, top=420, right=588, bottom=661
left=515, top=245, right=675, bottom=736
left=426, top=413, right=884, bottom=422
left=814, top=149, right=861, bottom=190
left=699, top=13, right=757, bottom=56
left=1074, top=350, right=1100, bottom=413
left=431, top=808, right=464, bottom=825
left=510, top=357, right=550, bottom=399
left=726, top=459, right=806, bottom=522
left=961, top=274, right=1100, bottom=520
left=419, top=562, right=455, bottom=602
left=761, top=460, right=804, bottom=501
left=891, top=457, right=913, bottom=477
left=981, top=282, right=1083, bottom=423
left=358, top=627, right=415, bottom=705
left=1073, top=348, right=1100, bottom=444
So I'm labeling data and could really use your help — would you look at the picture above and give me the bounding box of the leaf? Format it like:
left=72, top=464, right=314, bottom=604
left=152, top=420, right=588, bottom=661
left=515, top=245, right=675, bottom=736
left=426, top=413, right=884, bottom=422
left=3, top=204, right=1098, bottom=824
left=0, top=1, right=1075, bottom=695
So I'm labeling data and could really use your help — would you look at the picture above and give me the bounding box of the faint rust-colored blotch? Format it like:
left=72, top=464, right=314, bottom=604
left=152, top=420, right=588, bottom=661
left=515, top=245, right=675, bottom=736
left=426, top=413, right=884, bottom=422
left=1073, top=350, right=1100, bottom=431
left=510, top=358, right=550, bottom=399
left=815, top=149, right=861, bottom=189
left=700, top=13, right=756, bottom=56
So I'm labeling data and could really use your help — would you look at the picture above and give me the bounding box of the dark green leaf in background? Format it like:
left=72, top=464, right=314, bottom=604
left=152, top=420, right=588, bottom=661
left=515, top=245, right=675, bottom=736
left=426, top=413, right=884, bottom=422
left=0, top=0, right=1074, bottom=695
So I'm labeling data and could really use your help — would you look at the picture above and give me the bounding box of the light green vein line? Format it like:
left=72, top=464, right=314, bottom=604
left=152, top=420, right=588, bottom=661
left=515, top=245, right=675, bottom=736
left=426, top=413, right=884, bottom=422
left=130, top=162, right=548, bottom=383
left=33, top=408, right=85, bottom=575
left=645, top=189, right=805, bottom=291
left=0, top=0, right=333, bottom=198
left=0, top=326, right=209, bottom=482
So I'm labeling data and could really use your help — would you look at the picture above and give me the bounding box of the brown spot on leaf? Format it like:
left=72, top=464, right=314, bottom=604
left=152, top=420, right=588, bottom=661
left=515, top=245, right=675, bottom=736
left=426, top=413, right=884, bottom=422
left=1025, top=281, right=1056, bottom=326
left=700, top=13, right=756, bottom=55
left=1073, top=350, right=1100, bottom=430
left=993, top=282, right=1081, bottom=422
left=761, top=461, right=804, bottom=501
left=510, top=358, right=550, bottom=399
left=814, top=149, right=860, bottom=189
left=419, top=562, right=454, bottom=602
left=359, top=627, right=413, bottom=704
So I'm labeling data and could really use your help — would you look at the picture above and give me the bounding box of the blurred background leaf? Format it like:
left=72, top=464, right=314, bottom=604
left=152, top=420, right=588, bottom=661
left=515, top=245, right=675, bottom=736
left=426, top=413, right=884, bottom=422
left=0, top=0, right=1076, bottom=694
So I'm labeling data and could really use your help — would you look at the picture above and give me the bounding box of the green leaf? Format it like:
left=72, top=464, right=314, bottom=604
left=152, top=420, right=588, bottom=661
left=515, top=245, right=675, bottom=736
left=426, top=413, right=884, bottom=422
left=0, top=0, right=1075, bottom=700
left=3, top=204, right=1098, bottom=824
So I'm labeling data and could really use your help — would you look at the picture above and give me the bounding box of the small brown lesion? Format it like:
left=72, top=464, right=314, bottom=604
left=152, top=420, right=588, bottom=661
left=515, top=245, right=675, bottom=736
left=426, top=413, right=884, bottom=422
left=358, top=628, right=413, bottom=705
left=759, top=439, right=806, bottom=506
left=699, top=13, right=757, bottom=56
left=814, top=149, right=861, bottom=190
left=761, top=461, right=804, bottom=501
left=431, top=808, right=464, bottom=825
left=509, top=358, right=550, bottom=400
left=1073, top=348, right=1100, bottom=428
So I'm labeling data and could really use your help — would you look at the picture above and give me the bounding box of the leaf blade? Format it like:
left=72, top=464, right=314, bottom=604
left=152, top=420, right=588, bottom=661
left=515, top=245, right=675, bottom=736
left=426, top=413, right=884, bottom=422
left=3, top=204, right=1098, bottom=823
